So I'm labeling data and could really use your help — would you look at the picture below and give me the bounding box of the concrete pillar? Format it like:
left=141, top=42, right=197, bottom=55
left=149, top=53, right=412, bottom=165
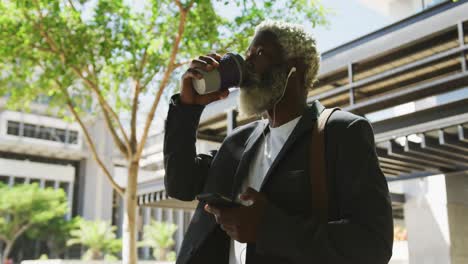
left=8, top=176, right=14, bottom=186
left=79, top=116, right=114, bottom=221
left=176, top=209, right=184, bottom=253
left=403, top=175, right=451, bottom=264
left=66, top=183, right=74, bottom=220
left=446, top=172, right=468, bottom=264
left=156, top=208, right=162, bottom=222
left=142, top=207, right=151, bottom=259
left=167, top=208, right=174, bottom=224
left=403, top=173, right=468, bottom=264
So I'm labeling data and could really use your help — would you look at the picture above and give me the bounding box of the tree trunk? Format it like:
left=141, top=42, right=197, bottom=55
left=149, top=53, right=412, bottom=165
left=159, top=248, right=167, bottom=261
left=2, top=241, right=12, bottom=264
left=122, top=161, right=139, bottom=264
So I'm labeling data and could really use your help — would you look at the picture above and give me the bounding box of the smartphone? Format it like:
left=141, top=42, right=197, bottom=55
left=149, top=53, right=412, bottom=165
left=196, top=193, right=242, bottom=208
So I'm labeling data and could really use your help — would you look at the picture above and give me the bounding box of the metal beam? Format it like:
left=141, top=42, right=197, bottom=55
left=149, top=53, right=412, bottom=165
left=386, top=171, right=439, bottom=182
left=388, top=140, right=455, bottom=170
left=377, top=148, right=434, bottom=171
left=439, top=129, right=468, bottom=152
left=459, top=21, right=467, bottom=72
left=379, top=157, right=428, bottom=171
left=345, top=71, right=468, bottom=115
left=387, top=168, right=468, bottom=182
left=382, top=168, right=403, bottom=176
left=458, top=124, right=468, bottom=143
left=320, top=0, right=467, bottom=61
left=348, top=63, right=355, bottom=105
left=373, top=99, right=468, bottom=136
left=375, top=107, right=468, bottom=143
left=404, top=138, right=468, bottom=166
left=421, top=133, right=468, bottom=160
left=379, top=161, right=414, bottom=173
left=390, top=192, right=406, bottom=204
left=309, top=45, right=468, bottom=104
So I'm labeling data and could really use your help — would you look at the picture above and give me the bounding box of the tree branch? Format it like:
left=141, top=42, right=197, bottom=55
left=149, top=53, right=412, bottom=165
left=11, top=223, right=32, bottom=244
left=130, top=79, right=140, bottom=153
left=186, top=0, right=196, bottom=10
left=67, top=0, right=77, bottom=12
left=135, top=2, right=192, bottom=160
left=175, top=0, right=195, bottom=12
left=70, top=66, right=131, bottom=156
left=100, top=98, right=129, bottom=156
left=129, top=48, right=149, bottom=152
left=57, top=82, right=125, bottom=196
left=28, top=0, right=132, bottom=157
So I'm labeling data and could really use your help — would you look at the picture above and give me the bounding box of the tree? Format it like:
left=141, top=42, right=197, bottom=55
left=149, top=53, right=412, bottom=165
left=67, top=219, right=122, bottom=260
left=138, top=220, right=178, bottom=261
left=26, top=216, right=81, bottom=259
left=0, top=1, right=328, bottom=263
left=0, top=183, right=68, bottom=263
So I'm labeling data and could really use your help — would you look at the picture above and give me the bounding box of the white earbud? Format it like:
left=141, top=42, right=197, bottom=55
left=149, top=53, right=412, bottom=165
left=287, top=67, right=296, bottom=78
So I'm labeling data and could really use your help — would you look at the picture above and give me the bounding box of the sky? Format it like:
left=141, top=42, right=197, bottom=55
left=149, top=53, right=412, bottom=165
left=210, top=0, right=394, bottom=53
left=311, top=0, right=392, bottom=52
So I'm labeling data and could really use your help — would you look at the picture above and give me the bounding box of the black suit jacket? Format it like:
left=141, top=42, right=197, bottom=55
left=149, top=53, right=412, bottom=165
left=164, top=94, right=393, bottom=264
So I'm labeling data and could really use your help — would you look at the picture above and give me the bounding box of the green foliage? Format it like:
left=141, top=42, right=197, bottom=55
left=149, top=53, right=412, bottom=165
left=138, top=220, right=178, bottom=261
left=26, top=216, right=81, bottom=258
left=0, top=183, right=69, bottom=260
left=67, top=219, right=122, bottom=260
left=0, top=0, right=328, bottom=116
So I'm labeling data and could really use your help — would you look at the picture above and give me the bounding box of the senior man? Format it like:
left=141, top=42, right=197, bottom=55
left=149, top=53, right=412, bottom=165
left=164, top=20, right=393, bottom=264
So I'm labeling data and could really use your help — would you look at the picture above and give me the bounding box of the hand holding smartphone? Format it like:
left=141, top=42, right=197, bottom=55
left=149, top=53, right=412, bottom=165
left=196, top=193, right=242, bottom=208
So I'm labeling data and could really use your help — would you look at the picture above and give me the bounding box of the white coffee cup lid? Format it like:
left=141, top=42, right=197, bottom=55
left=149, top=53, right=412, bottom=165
left=192, top=69, right=221, bottom=95
left=193, top=78, right=207, bottom=94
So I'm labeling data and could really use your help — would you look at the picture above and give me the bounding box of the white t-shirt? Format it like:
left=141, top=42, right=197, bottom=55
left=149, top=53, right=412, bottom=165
left=228, top=115, right=302, bottom=264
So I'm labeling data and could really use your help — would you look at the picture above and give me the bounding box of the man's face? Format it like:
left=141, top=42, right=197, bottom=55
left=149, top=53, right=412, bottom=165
left=238, top=30, right=289, bottom=116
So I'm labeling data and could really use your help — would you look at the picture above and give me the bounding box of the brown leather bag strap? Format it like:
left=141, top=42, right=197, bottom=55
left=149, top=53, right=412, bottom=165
left=310, top=107, right=340, bottom=223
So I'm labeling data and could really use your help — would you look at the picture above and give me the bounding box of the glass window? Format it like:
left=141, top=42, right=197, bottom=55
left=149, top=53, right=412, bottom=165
left=14, top=177, right=25, bottom=185
left=30, top=179, right=40, bottom=185
left=7, top=121, right=20, bottom=136
left=23, top=123, right=37, bottom=138
left=38, top=126, right=51, bottom=140
left=0, top=175, right=9, bottom=184
left=7, top=121, right=79, bottom=144
left=59, top=182, right=69, bottom=192
left=45, top=180, right=55, bottom=188
left=68, top=130, right=78, bottom=144
left=55, top=129, right=67, bottom=143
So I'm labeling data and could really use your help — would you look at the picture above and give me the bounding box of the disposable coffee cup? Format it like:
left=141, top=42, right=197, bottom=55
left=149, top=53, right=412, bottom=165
left=192, top=53, right=245, bottom=95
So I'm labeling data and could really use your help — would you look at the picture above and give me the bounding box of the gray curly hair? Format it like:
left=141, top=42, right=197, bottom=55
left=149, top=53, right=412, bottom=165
left=254, top=20, right=320, bottom=90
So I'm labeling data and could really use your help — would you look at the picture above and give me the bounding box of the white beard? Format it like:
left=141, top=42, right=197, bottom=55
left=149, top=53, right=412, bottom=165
left=238, top=66, right=288, bottom=117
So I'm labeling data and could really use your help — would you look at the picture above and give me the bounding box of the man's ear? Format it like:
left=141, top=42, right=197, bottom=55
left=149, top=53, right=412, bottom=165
left=286, top=57, right=306, bottom=75
left=287, top=57, right=307, bottom=89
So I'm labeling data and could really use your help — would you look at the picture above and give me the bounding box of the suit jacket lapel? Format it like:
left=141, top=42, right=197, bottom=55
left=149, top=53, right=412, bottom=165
left=259, top=100, right=325, bottom=190
left=230, top=100, right=325, bottom=197
left=230, top=119, right=269, bottom=198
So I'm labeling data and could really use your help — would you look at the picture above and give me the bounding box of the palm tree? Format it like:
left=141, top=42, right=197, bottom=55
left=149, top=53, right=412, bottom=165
left=67, top=219, right=121, bottom=260
left=139, top=220, right=178, bottom=261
